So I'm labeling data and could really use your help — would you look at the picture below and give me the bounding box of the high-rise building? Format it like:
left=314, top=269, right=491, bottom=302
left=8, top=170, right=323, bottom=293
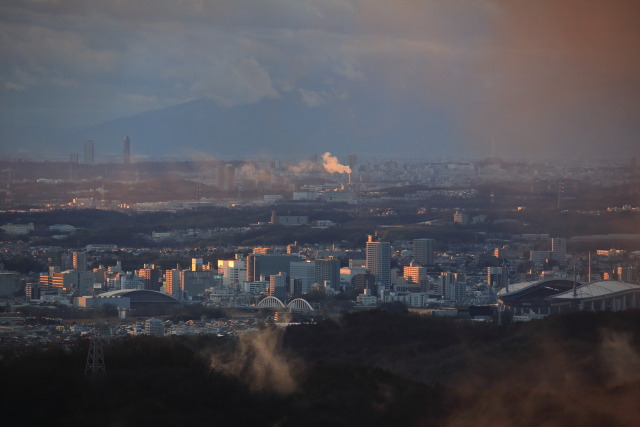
left=289, top=260, right=316, bottom=292
left=413, top=238, right=435, bottom=266
left=366, top=235, right=391, bottom=291
left=73, top=251, right=87, bottom=272
left=530, top=250, right=551, bottom=265
left=351, top=273, right=376, bottom=293
left=487, top=267, right=504, bottom=287
left=269, top=272, right=287, bottom=301
left=443, top=278, right=465, bottom=303
left=218, top=259, right=246, bottom=287
left=437, top=272, right=455, bottom=296
left=192, top=258, right=203, bottom=271
left=617, top=266, right=637, bottom=283
left=289, top=278, right=303, bottom=296
left=551, top=238, right=567, bottom=263
left=246, top=254, right=300, bottom=282
left=84, top=140, right=95, bottom=164
left=165, top=268, right=181, bottom=298
left=315, top=258, right=340, bottom=290
left=123, top=136, right=131, bottom=165
left=139, top=264, right=161, bottom=291
left=181, top=269, right=214, bottom=298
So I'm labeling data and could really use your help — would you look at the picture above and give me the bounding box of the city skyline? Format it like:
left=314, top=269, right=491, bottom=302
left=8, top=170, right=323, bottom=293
left=2, top=1, right=640, bottom=160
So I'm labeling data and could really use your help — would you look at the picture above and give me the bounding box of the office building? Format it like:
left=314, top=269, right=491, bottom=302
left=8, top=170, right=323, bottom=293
left=269, top=272, right=287, bottom=301
left=192, top=258, right=204, bottom=271
left=218, top=259, right=246, bottom=287
left=487, top=267, right=504, bottom=287
left=340, top=266, right=367, bottom=285
left=244, top=280, right=269, bottom=294
left=366, top=235, right=391, bottom=291
left=443, top=275, right=465, bottom=302
left=139, top=265, right=161, bottom=291
left=618, top=266, right=638, bottom=283
left=290, top=260, right=316, bottom=293
left=72, top=251, right=87, bottom=272
left=551, top=238, right=567, bottom=263
left=315, top=258, right=340, bottom=290
left=413, top=238, right=435, bottom=266
left=530, top=250, right=551, bottom=265
left=246, top=254, right=300, bottom=282
left=165, top=268, right=181, bottom=299
left=120, top=272, right=145, bottom=290
left=351, top=273, right=376, bottom=293
left=181, top=269, right=214, bottom=299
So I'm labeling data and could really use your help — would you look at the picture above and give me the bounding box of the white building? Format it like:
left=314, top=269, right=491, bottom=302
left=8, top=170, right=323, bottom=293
left=120, top=273, right=145, bottom=290
left=357, top=289, right=378, bottom=306
left=244, top=280, right=269, bottom=295
left=218, top=259, right=246, bottom=287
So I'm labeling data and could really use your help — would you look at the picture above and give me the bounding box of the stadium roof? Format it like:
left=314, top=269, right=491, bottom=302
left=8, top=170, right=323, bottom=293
left=498, top=278, right=578, bottom=306
left=551, top=280, right=640, bottom=300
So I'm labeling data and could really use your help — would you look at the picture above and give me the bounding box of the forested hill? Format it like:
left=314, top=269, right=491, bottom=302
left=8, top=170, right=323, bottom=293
left=2, top=310, right=640, bottom=426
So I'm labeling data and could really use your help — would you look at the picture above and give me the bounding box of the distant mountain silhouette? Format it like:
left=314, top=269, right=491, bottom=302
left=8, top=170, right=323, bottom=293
left=1, top=91, right=452, bottom=160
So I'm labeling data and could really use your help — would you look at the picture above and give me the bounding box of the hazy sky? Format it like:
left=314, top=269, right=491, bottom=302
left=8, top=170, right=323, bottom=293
left=1, top=0, right=639, bottom=159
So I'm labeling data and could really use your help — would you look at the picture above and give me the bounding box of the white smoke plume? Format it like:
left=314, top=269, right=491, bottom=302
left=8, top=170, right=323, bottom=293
left=599, top=329, right=640, bottom=386
left=322, top=152, right=351, bottom=174
left=210, top=327, right=299, bottom=394
left=287, top=160, right=320, bottom=174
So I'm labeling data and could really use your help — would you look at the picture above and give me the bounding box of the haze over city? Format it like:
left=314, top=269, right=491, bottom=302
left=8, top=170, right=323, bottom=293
left=2, top=2, right=640, bottom=426
left=2, top=0, right=640, bottom=160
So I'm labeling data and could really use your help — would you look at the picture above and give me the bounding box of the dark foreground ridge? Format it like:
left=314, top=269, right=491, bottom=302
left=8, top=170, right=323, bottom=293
left=2, top=310, right=640, bottom=426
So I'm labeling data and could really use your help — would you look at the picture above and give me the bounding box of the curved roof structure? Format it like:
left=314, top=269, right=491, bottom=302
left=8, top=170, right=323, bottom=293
left=498, top=278, right=579, bottom=306
left=499, top=279, right=640, bottom=314
left=96, top=289, right=179, bottom=304
left=551, top=280, right=640, bottom=301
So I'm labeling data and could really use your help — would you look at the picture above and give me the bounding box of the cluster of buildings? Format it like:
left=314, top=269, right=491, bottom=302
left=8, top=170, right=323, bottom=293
left=1, top=222, right=638, bottom=322
left=22, top=235, right=484, bottom=312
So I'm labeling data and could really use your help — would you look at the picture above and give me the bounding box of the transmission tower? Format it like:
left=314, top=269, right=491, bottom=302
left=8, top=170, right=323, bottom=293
left=84, top=332, right=106, bottom=377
